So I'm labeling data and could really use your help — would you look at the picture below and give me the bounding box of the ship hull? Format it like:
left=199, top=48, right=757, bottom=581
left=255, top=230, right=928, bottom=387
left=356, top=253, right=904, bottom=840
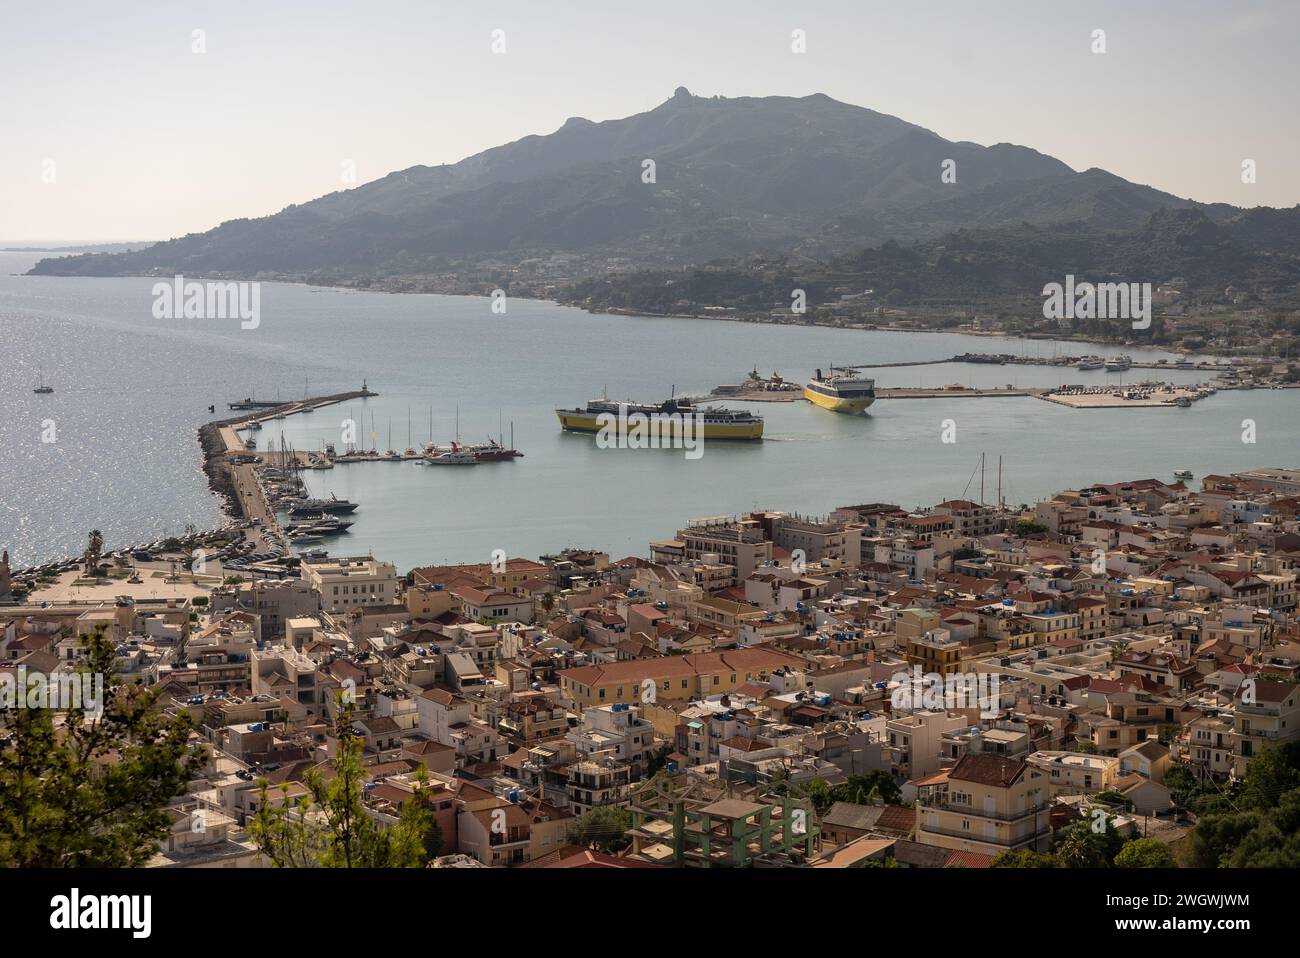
left=556, top=411, right=763, bottom=440
left=803, top=386, right=875, bottom=415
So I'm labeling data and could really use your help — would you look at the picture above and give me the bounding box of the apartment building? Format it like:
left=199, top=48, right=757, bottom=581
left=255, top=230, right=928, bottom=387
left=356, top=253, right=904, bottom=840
left=251, top=645, right=326, bottom=708
left=567, top=703, right=655, bottom=776
left=417, top=687, right=503, bottom=767
left=1182, top=713, right=1235, bottom=780
left=904, top=628, right=963, bottom=676
left=567, top=757, right=633, bottom=814
left=1233, top=678, right=1300, bottom=777
left=676, top=518, right=773, bottom=580
left=1026, top=750, right=1120, bottom=796
left=768, top=514, right=860, bottom=565
left=916, top=754, right=1051, bottom=856
left=557, top=647, right=800, bottom=709
left=302, top=557, right=398, bottom=613
left=933, top=499, right=999, bottom=536
left=209, top=577, right=320, bottom=641
left=887, top=710, right=969, bottom=780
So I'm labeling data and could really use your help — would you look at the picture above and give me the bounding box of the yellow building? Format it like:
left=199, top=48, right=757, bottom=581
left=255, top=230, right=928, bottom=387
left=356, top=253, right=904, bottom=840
left=558, top=647, right=801, bottom=709
left=899, top=609, right=963, bottom=675
left=916, top=754, right=1051, bottom=856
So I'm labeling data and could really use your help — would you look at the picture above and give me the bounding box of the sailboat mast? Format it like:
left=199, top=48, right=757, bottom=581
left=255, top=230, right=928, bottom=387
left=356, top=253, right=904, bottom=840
left=998, top=456, right=1003, bottom=518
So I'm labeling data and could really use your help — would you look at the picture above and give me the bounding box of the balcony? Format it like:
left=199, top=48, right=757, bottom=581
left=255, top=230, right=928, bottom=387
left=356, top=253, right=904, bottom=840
left=917, top=796, right=1046, bottom=823
left=919, top=821, right=1045, bottom=848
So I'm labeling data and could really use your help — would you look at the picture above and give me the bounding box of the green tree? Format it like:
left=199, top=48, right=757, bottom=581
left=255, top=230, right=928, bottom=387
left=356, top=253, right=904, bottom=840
left=991, top=849, right=1060, bottom=868
left=0, top=626, right=204, bottom=866
left=248, top=704, right=436, bottom=867
left=1163, top=764, right=1208, bottom=812
left=85, top=529, right=104, bottom=574
left=1184, top=808, right=1269, bottom=867
left=539, top=592, right=556, bottom=616
left=568, top=805, right=632, bottom=852
left=1187, top=741, right=1300, bottom=866
left=1055, top=815, right=1125, bottom=868
left=1012, top=519, right=1048, bottom=536
left=800, top=777, right=835, bottom=815
left=834, top=771, right=902, bottom=807
left=1115, top=838, right=1176, bottom=868
left=1240, top=740, right=1300, bottom=809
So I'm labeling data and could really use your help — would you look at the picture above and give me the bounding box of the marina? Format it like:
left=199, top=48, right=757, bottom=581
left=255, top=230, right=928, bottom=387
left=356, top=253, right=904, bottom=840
left=6, top=254, right=1300, bottom=572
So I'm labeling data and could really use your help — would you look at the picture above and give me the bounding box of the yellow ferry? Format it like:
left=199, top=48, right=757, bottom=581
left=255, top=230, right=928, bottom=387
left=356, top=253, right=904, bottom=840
left=804, top=366, right=877, bottom=415
left=555, top=396, right=764, bottom=440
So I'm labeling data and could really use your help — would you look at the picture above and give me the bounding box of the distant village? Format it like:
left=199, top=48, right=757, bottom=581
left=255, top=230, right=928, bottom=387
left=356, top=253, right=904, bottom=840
left=4, top=465, right=1300, bottom=868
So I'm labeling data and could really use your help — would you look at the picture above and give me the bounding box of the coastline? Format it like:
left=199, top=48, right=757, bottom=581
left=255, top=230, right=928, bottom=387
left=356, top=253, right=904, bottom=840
left=22, top=264, right=1206, bottom=355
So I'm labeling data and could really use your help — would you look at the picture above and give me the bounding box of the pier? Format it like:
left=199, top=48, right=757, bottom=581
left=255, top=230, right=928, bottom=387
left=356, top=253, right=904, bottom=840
left=201, top=385, right=378, bottom=551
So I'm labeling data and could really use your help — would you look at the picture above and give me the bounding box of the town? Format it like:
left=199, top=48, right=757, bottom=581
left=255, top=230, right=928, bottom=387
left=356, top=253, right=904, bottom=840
left=4, top=465, right=1299, bottom=869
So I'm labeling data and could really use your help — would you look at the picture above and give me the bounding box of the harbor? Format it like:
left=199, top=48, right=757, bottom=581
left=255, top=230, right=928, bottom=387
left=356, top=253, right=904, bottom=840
left=204, top=385, right=532, bottom=560
left=8, top=264, right=1300, bottom=574
left=712, top=352, right=1290, bottom=411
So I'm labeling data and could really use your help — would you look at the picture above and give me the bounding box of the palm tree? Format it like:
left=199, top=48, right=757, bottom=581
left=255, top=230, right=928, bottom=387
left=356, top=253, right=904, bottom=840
left=539, top=592, right=556, bottom=616
left=85, top=529, right=103, bottom=574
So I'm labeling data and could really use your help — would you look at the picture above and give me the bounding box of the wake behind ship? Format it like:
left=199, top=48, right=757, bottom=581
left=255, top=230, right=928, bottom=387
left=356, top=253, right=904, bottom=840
left=556, top=396, right=764, bottom=440
left=804, top=367, right=876, bottom=415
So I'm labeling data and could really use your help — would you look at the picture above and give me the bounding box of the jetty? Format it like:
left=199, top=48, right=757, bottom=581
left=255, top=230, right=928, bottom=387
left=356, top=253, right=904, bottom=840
left=199, top=385, right=377, bottom=550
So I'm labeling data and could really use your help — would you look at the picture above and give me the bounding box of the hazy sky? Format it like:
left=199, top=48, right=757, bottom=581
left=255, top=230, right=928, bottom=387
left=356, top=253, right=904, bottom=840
left=4, top=0, right=1297, bottom=241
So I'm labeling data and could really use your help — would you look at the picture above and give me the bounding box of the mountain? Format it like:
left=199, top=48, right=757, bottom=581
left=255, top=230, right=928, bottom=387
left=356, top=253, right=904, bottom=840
left=563, top=207, right=1300, bottom=317
left=31, top=88, right=1239, bottom=281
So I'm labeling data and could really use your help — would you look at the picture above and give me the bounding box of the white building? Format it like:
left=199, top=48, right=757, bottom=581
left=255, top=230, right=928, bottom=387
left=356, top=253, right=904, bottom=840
left=302, top=557, right=398, bottom=613
left=566, top=703, right=655, bottom=777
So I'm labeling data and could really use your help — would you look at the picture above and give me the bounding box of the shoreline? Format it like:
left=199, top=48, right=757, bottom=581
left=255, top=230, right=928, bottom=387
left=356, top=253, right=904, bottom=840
left=21, top=263, right=1222, bottom=356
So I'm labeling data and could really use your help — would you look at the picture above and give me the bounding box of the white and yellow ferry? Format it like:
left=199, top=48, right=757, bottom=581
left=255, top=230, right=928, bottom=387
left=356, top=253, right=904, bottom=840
left=555, top=396, right=764, bottom=440
left=804, top=366, right=876, bottom=415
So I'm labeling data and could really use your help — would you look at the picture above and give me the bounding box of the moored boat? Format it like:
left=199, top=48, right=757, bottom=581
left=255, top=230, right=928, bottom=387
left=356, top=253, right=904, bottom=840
left=424, top=448, right=479, bottom=465
left=287, top=495, right=358, bottom=516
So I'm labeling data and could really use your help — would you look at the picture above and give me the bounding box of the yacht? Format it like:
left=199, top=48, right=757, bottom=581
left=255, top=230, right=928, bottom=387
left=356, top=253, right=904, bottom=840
left=33, top=366, right=54, bottom=394
left=284, top=514, right=353, bottom=534
left=287, top=495, right=358, bottom=516
left=1076, top=356, right=1105, bottom=371
left=424, top=448, right=479, bottom=465
left=1104, top=355, right=1133, bottom=372
left=803, top=367, right=876, bottom=415
left=1173, top=469, right=1193, bottom=480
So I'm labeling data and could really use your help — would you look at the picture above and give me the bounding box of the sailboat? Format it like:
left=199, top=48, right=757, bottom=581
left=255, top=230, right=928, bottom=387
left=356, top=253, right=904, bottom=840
left=404, top=406, right=417, bottom=457
left=34, top=366, right=54, bottom=394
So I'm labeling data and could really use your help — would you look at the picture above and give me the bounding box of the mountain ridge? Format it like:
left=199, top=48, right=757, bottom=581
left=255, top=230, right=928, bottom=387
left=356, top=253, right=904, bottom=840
left=30, top=88, right=1246, bottom=281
